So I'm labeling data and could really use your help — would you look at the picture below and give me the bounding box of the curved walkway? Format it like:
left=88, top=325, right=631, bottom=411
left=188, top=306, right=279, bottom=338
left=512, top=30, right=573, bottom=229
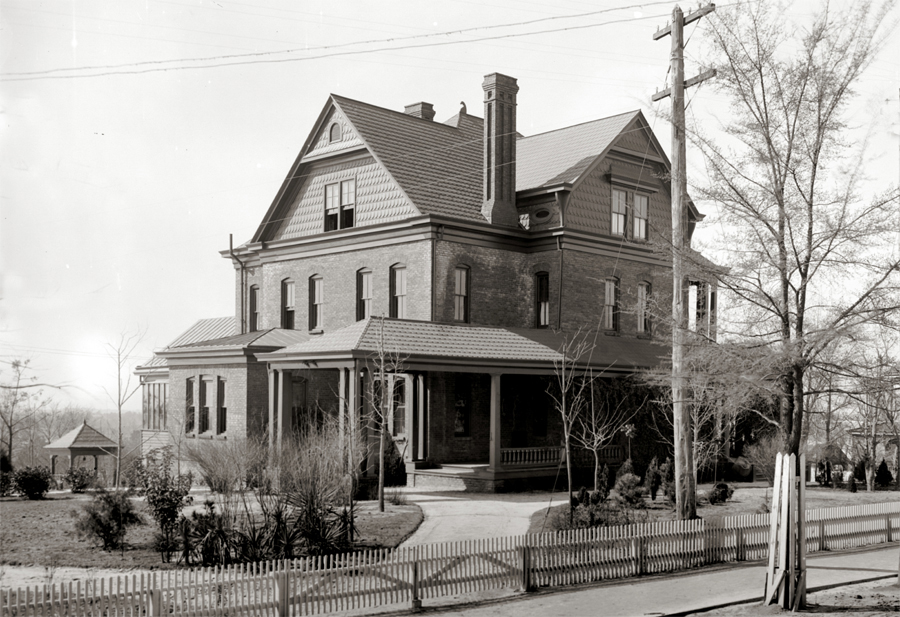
left=399, top=489, right=569, bottom=546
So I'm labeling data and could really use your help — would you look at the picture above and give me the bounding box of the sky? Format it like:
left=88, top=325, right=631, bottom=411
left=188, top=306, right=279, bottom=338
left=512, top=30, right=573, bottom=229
left=1, top=0, right=898, bottom=412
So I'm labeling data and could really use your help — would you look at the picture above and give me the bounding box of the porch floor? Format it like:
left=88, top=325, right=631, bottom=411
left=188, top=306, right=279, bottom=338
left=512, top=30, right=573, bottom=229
left=406, top=461, right=564, bottom=493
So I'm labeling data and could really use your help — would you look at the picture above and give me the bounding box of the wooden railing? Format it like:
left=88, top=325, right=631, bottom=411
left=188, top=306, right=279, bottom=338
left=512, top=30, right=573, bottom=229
left=3, top=501, right=899, bottom=616
left=501, top=447, right=562, bottom=466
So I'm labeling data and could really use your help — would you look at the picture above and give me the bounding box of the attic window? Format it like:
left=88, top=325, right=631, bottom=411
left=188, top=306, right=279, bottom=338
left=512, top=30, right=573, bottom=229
left=534, top=209, right=551, bottom=221
left=329, top=123, right=341, bottom=143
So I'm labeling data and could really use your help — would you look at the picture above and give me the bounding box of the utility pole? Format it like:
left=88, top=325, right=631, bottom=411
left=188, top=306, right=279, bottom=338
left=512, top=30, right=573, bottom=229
left=653, top=3, right=715, bottom=521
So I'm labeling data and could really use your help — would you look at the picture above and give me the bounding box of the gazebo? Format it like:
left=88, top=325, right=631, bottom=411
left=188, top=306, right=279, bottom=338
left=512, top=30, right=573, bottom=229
left=44, top=421, right=118, bottom=479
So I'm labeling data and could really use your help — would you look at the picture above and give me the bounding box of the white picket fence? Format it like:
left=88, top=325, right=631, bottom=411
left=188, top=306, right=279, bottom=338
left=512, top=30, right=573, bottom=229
left=3, top=501, right=899, bottom=616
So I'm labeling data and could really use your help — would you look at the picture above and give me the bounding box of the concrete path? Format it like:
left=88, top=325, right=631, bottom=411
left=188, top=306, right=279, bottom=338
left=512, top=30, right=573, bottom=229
left=399, top=490, right=570, bottom=546
left=426, top=543, right=900, bottom=616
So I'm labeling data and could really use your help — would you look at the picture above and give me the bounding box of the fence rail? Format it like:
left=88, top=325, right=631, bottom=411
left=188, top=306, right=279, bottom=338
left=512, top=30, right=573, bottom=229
left=3, top=501, right=899, bottom=617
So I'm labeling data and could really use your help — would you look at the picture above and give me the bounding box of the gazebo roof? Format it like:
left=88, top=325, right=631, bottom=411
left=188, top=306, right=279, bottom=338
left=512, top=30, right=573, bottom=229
left=44, top=421, right=118, bottom=455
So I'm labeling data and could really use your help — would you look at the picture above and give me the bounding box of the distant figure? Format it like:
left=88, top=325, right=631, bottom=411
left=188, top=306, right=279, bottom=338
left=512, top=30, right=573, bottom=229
left=459, top=101, right=467, bottom=115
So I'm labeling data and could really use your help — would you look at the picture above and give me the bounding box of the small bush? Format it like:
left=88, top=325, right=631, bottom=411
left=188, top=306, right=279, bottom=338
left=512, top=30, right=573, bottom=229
left=848, top=476, right=857, bottom=493
left=853, top=457, right=868, bottom=483
left=74, top=489, right=143, bottom=551
left=616, top=458, right=635, bottom=480
left=385, top=488, right=407, bottom=506
left=645, top=456, right=661, bottom=501
left=708, top=482, right=734, bottom=505
left=875, top=460, right=894, bottom=487
left=140, top=448, right=193, bottom=563
left=14, top=466, right=52, bottom=499
left=0, top=471, right=13, bottom=497
left=613, top=473, right=645, bottom=509
left=659, top=457, right=676, bottom=505
left=65, top=467, right=96, bottom=493
left=831, top=471, right=845, bottom=489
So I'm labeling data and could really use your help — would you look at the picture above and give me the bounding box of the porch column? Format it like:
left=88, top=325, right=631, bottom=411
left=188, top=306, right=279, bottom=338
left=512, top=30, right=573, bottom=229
left=267, top=368, right=276, bottom=454
left=93, top=455, right=98, bottom=473
left=276, top=369, right=286, bottom=457
left=416, top=373, right=426, bottom=461
left=487, top=373, right=503, bottom=472
left=405, top=374, right=415, bottom=462
left=50, top=455, right=56, bottom=475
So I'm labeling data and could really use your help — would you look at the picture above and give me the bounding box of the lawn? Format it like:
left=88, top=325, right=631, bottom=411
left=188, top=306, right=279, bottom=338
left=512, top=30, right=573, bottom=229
left=0, top=492, right=422, bottom=570
left=527, top=484, right=900, bottom=534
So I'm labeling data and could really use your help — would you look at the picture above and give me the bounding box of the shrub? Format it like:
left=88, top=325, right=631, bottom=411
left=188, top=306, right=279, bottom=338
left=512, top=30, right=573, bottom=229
left=659, top=457, right=676, bottom=505
left=74, top=489, right=143, bottom=551
left=0, top=471, right=13, bottom=497
left=0, top=453, right=11, bottom=473
left=645, top=456, right=661, bottom=501
left=65, top=467, right=96, bottom=493
left=708, top=482, right=734, bottom=505
left=613, top=472, right=645, bottom=509
left=853, top=457, right=868, bottom=483
left=875, top=459, right=894, bottom=487
left=616, top=458, right=635, bottom=480
left=831, top=470, right=845, bottom=489
left=14, top=466, right=52, bottom=499
left=385, top=488, right=407, bottom=506
left=848, top=476, right=857, bottom=493
left=140, top=448, right=193, bottom=563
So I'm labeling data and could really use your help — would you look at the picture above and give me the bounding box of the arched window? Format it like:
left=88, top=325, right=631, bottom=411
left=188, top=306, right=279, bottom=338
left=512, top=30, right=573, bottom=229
left=249, top=285, right=259, bottom=332
left=390, top=264, right=407, bottom=318
left=637, top=282, right=651, bottom=334
left=603, top=277, right=619, bottom=331
left=535, top=271, right=550, bottom=328
left=309, top=275, right=324, bottom=330
left=453, top=265, right=470, bottom=323
left=281, top=279, right=295, bottom=329
left=329, top=122, right=341, bottom=143
left=356, top=268, right=372, bottom=321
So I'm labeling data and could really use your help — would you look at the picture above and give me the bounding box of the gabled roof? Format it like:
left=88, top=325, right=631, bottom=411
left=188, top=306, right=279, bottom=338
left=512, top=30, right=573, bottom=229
left=44, top=421, right=117, bottom=453
left=517, top=111, right=640, bottom=192
left=331, top=95, right=485, bottom=222
left=136, top=317, right=238, bottom=371
left=261, top=317, right=667, bottom=372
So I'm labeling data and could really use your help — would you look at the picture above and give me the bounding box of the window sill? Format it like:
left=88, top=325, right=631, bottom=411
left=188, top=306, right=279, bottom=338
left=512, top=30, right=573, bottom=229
left=309, top=329, right=324, bottom=335
left=603, top=330, right=619, bottom=336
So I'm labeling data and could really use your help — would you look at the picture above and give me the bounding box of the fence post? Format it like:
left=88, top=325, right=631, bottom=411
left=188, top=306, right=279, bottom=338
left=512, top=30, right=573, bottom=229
left=736, top=528, right=744, bottom=562
left=631, top=537, right=644, bottom=576
left=148, top=590, right=162, bottom=617
left=818, top=520, right=826, bottom=552
left=410, top=561, right=422, bottom=611
left=520, top=546, right=532, bottom=592
left=275, top=571, right=289, bottom=617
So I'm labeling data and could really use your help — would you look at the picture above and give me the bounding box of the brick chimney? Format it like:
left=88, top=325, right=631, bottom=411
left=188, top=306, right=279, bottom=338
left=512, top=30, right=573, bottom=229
left=481, top=73, right=519, bottom=227
left=404, top=102, right=436, bottom=121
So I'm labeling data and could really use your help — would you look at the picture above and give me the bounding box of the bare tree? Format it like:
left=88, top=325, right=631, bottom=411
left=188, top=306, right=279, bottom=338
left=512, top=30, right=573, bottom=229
left=364, top=316, right=406, bottom=512
left=573, top=377, right=642, bottom=492
left=548, top=329, right=596, bottom=526
left=0, top=359, right=55, bottom=469
left=694, top=0, right=900, bottom=457
left=103, top=328, right=145, bottom=489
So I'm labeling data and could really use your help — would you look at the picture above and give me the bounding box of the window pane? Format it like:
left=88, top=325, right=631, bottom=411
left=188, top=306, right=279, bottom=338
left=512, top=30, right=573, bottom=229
left=340, top=207, right=354, bottom=229
left=325, top=183, right=339, bottom=211
left=342, top=179, right=356, bottom=205
left=392, top=378, right=406, bottom=435
left=634, top=194, right=648, bottom=217
left=285, top=282, right=295, bottom=308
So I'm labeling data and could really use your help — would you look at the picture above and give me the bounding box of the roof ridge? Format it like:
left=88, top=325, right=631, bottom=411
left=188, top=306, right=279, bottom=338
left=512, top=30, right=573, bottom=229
left=520, top=110, right=640, bottom=141
left=330, top=94, right=468, bottom=133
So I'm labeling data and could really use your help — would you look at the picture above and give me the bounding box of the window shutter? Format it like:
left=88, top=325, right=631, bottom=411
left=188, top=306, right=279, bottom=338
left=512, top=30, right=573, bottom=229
left=389, top=267, right=397, bottom=318
left=356, top=271, right=364, bottom=321
left=309, top=278, right=316, bottom=330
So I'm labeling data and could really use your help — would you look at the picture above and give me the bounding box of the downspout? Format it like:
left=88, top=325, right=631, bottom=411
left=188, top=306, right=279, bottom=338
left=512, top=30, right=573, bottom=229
left=230, top=234, right=246, bottom=334
left=555, top=191, right=569, bottom=330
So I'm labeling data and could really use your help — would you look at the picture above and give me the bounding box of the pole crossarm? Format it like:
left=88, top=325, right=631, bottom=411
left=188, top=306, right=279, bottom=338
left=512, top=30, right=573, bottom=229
left=652, top=68, right=717, bottom=101
left=653, top=3, right=716, bottom=40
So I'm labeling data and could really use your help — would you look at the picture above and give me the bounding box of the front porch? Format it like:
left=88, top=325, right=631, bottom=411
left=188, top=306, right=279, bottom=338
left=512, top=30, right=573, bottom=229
left=258, top=318, right=656, bottom=492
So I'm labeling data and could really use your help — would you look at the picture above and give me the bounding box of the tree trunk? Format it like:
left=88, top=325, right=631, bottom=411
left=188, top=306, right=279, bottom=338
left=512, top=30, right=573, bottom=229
left=593, top=448, right=601, bottom=492
left=565, top=434, right=573, bottom=527
left=378, top=424, right=385, bottom=512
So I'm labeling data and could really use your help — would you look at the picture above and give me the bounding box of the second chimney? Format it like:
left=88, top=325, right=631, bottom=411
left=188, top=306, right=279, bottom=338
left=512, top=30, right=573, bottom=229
left=481, top=73, right=519, bottom=227
left=404, top=102, right=436, bottom=121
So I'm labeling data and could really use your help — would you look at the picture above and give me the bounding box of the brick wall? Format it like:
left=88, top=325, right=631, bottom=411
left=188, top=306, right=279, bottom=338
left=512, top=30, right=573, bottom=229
left=167, top=364, right=258, bottom=441
left=433, top=240, right=558, bottom=327
left=240, top=240, right=432, bottom=333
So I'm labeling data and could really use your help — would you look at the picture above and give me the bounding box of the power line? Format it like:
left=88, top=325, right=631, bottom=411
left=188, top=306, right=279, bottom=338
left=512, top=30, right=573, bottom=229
left=3, top=1, right=675, bottom=79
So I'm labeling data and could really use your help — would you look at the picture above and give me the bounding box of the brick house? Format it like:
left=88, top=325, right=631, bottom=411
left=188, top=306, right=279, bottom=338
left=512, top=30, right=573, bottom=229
left=137, top=72, right=717, bottom=491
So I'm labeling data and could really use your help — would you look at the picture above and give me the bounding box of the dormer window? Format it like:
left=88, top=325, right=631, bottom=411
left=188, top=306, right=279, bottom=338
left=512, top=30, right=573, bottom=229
left=329, top=122, right=341, bottom=143
left=325, top=179, right=355, bottom=231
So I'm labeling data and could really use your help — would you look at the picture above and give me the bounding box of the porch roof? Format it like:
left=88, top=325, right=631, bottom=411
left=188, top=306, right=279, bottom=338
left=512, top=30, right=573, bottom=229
left=44, top=421, right=118, bottom=456
left=258, top=317, right=668, bottom=373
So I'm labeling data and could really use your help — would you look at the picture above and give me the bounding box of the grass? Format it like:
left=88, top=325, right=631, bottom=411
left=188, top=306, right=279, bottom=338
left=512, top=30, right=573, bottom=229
left=527, top=484, right=900, bottom=535
left=0, top=492, right=423, bottom=570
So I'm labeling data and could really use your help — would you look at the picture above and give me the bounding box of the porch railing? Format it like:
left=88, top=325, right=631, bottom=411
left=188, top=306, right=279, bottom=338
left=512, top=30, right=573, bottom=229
left=501, top=445, right=625, bottom=468
left=501, top=447, right=562, bottom=466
